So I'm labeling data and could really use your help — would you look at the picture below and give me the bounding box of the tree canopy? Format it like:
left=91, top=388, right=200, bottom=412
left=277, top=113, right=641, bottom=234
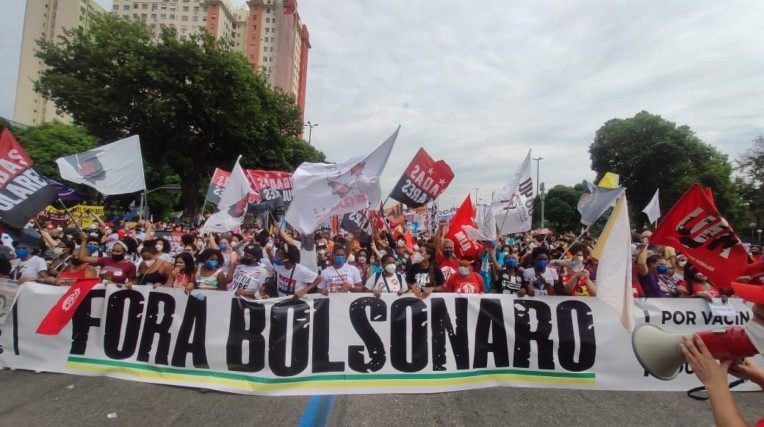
left=736, top=135, right=764, bottom=232
left=589, top=111, right=745, bottom=227
left=33, top=14, right=323, bottom=218
left=14, top=121, right=97, bottom=179
left=532, top=184, right=583, bottom=233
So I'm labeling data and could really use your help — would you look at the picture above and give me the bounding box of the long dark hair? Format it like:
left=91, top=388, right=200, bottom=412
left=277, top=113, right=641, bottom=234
left=175, top=252, right=196, bottom=274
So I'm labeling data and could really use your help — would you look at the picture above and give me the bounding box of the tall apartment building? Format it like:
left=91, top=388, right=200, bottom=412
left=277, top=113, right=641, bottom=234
left=15, top=0, right=310, bottom=126
left=14, top=0, right=105, bottom=125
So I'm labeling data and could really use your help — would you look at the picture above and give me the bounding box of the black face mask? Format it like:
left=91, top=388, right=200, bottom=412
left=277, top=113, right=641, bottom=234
left=239, top=257, right=255, bottom=266
left=111, top=253, right=125, bottom=262
left=69, top=257, right=83, bottom=266
left=443, top=249, right=454, bottom=258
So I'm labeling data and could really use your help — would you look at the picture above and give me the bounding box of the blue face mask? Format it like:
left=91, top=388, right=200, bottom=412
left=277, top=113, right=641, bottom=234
left=273, top=256, right=282, bottom=266
left=15, top=248, right=30, bottom=259
left=334, top=255, right=346, bottom=267
left=220, top=243, right=228, bottom=250
left=656, top=265, right=669, bottom=274
left=506, top=258, right=518, bottom=269
left=535, top=259, right=548, bottom=270
left=206, top=260, right=219, bottom=269
left=86, top=244, right=99, bottom=253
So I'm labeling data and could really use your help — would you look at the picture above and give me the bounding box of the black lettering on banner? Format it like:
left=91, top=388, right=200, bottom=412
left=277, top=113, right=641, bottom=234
left=556, top=300, right=596, bottom=372
left=70, top=289, right=105, bottom=355
left=269, top=300, right=310, bottom=377
left=137, top=292, right=176, bottom=365
left=226, top=298, right=266, bottom=372
left=13, top=296, right=20, bottom=355
left=473, top=298, right=509, bottom=368
left=171, top=295, right=209, bottom=368
left=104, top=290, right=144, bottom=360
left=430, top=297, right=469, bottom=371
left=312, top=298, right=344, bottom=373
left=347, top=297, right=386, bottom=373
left=512, top=300, right=554, bottom=369
left=390, top=298, right=428, bottom=372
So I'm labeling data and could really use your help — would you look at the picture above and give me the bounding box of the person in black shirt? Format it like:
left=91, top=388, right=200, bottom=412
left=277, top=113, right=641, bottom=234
left=405, top=244, right=445, bottom=298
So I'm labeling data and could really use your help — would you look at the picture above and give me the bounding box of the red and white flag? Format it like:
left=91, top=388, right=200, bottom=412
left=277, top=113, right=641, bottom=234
left=651, top=183, right=748, bottom=291
left=445, top=196, right=482, bottom=259
left=389, top=148, right=454, bottom=208
left=36, top=278, right=101, bottom=335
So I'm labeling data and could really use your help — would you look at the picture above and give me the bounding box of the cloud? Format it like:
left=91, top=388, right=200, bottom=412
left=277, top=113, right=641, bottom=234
left=2, top=0, right=762, bottom=210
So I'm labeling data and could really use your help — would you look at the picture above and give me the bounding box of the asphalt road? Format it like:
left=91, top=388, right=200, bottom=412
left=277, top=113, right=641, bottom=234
left=1, top=370, right=762, bottom=426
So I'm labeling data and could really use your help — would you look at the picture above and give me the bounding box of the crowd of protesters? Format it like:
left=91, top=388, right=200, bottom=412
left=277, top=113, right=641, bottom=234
left=1, top=212, right=761, bottom=302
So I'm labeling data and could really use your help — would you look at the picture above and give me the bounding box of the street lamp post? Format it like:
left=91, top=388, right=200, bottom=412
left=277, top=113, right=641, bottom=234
left=758, top=229, right=763, bottom=244
left=304, top=121, right=319, bottom=145
left=140, top=185, right=182, bottom=220
left=540, top=182, right=546, bottom=228
left=532, top=157, right=543, bottom=197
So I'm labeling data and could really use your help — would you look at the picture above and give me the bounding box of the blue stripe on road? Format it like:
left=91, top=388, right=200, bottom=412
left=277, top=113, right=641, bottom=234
left=297, top=395, right=336, bottom=427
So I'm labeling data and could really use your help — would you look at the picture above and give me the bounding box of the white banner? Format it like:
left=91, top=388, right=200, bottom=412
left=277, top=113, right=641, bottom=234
left=491, top=150, right=533, bottom=235
left=1, top=283, right=761, bottom=396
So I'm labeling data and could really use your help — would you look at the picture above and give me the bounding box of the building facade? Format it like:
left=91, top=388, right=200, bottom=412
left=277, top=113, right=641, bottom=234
left=14, top=0, right=311, bottom=125
left=14, top=0, right=105, bottom=125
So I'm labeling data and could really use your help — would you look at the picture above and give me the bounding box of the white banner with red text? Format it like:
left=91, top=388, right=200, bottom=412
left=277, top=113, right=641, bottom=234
left=0, top=283, right=761, bottom=395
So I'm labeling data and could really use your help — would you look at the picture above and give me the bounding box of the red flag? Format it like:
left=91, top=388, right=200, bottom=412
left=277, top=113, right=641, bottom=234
left=36, top=279, right=101, bottom=335
left=445, top=196, right=482, bottom=259
left=651, top=184, right=747, bottom=291
left=404, top=228, right=415, bottom=251
left=389, top=148, right=455, bottom=208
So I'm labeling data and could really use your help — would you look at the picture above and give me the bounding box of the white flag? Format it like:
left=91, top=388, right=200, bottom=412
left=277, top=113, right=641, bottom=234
left=592, top=195, right=635, bottom=331
left=464, top=203, right=497, bottom=241
left=285, top=127, right=399, bottom=234
left=55, top=135, right=146, bottom=195
left=201, top=156, right=251, bottom=233
left=642, top=188, right=661, bottom=225
left=490, top=150, right=533, bottom=235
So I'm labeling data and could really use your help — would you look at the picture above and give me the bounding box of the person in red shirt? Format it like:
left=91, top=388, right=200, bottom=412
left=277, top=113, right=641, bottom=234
left=443, top=258, right=484, bottom=294
left=78, top=235, right=136, bottom=285
left=434, top=220, right=459, bottom=282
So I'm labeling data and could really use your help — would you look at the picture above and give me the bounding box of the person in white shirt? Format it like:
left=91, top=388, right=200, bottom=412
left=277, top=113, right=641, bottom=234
left=318, top=246, right=362, bottom=295
left=9, top=243, right=49, bottom=283
left=270, top=243, right=321, bottom=299
left=365, top=254, right=407, bottom=297
left=226, top=245, right=269, bottom=298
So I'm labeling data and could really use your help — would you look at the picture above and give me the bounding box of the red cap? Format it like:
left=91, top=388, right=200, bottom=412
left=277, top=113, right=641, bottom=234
left=731, top=282, right=764, bottom=304
left=117, top=229, right=127, bottom=239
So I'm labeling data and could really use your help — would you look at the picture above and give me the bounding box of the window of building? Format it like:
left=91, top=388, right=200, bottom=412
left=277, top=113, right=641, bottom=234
left=183, top=6, right=189, bottom=11
left=265, top=17, right=269, bottom=23
left=192, top=15, right=198, bottom=21
left=152, top=4, right=158, bottom=10
left=151, top=13, right=156, bottom=19
left=181, top=15, right=188, bottom=21
left=142, top=3, right=148, bottom=9
left=133, top=3, right=139, bottom=9
left=265, top=28, right=269, bottom=33
left=170, top=13, right=175, bottom=19
left=124, top=5, right=129, bottom=10
left=160, top=13, right=166, bottom=19
left=193, top=6, right=199, bottom=12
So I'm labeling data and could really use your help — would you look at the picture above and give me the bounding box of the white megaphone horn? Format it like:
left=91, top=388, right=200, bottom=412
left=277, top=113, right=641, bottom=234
left=632, top=324, right=759, bottom=381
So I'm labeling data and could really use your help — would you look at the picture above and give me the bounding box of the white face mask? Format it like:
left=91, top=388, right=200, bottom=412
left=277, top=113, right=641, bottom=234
left=397, top=240, right=405, bottom=248
left=347, top=254, right=356, bottom=264
left=412, top=252, right=424, bottom=264
left=144, top=259, right=156, bottom=267
left=358, top=256, right=367, bottom=264
left=384, top=263, right=397, bottom=274
left=458, top=266, right=471, bottom=276
left=677, top=260, right=687, bottom=267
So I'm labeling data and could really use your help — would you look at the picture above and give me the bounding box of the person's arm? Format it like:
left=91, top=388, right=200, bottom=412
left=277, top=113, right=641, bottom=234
left=522, top=272, right=535, bottom=296
left=143, top=220, right=155, bottom=241
left=38, top=228, right=58, bottom=249
left=84, top=266, right=98, bottom=278
left=77, top=236, right=100, bottom=265
left=680, top=334, right=748, bottom=427
left=583, top=271, right=596, bottom=296
left=276, top=223, right=298, bottom=246
left=162, top=262, right=175, bottom=287
left=224, top=257, right=239, bottom=285
left=433, top=221, right=446, bottom=257
left=636, top=242, right=649, bottom=276
left=206, top=234, right=219, bottom=250
left=216, top=270, right=228, bottom=291
left=729, top=358, right=764, bottom=390
left=561, top=270, right=581, bottom=294
left=293, top=275, right=322, bottom=300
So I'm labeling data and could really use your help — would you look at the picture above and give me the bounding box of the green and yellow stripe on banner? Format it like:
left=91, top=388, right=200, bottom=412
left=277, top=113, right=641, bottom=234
left=66, top=356, right=596, bottom=393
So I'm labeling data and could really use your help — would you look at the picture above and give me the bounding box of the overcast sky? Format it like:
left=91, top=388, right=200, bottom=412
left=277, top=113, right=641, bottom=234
left=2, top=1, right=763, bottom=208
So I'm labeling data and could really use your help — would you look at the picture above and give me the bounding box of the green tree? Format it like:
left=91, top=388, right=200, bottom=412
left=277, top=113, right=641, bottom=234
left=589, top=111, right=745, bottom=228
left=14, top=121, right=98, bottom=179
left=736, top=136, right=764, bottom=233
left=532, top=184, right=583, bottom=233
left=33, top=14, right=321, bottom=219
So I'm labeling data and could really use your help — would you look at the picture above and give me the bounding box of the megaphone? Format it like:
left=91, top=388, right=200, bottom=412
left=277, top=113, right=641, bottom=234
left=632, top=324, right=759, bottom=380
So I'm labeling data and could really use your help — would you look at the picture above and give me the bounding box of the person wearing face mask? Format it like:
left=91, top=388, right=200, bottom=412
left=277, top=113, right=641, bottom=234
left=496, top=254, right=524, bottom=295
left=557, top=246, right=597, bottom=296
left=443, top=257, right=484, bottom=294
left=434, top=220, right=459, bottom=282
left=49, top=242, right=98, bottom=286
left=636, top=239, right=684, bottom=297
left=316, top=243, right=329, bottom=274
left=155, top=238, right=174, bottom=264
left=45, top=241, right=72, bottom=277
left=196, top=249, right=227, bottom=290
left=318, top=246, right=363, bottom=295
left=9, top=242, right=49, bottom=283
left=365, top=254, right=407, bottom=297
left=226, top=245, right=269, bottom=299
left=353, top=249, right=370, bottom=283
left=521, top=247, right=559, bottom=296
left=684, top=265, right=720, bottom=301
left=673, top=254, right=688, bottom=282
left=269, top=243, right=322, bottom=299
left=136, top=241, right=174, bottom=287
left=77, top=235, right=136, bottom=285
left=406, top=244, right=445, bottom=298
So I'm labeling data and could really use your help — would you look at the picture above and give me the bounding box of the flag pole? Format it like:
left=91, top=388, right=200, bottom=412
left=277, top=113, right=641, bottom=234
left=57, top=198, right=83, bottom=234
